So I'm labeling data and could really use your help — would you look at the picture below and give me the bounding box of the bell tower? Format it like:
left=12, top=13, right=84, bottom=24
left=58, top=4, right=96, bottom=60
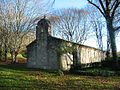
left=36, top=16, right=51, bottom=69
left=36, top=16, right=51, bottom=40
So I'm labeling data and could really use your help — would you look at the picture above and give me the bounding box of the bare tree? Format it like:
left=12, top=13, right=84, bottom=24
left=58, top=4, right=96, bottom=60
left=50, top=8, right=91, bottom=44
left=0, top=0, right=52, bottom=62
left=50, top=8, right=92, bottom=67
left=87, top=6, right=105, bottom=51
left=0, top=14, right=10, bottom=62
left=87, top=0, right=120, bottom=67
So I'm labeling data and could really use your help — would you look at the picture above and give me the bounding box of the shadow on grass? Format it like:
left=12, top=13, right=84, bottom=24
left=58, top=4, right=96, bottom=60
left=0, top=63, right=59, bottom=75
left=0, top=62, right=120, bottom=77
left=70, top=67, right=120, bottom=77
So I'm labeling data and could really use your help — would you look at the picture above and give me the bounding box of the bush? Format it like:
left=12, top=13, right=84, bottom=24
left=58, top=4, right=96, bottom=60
left=21, top=52, right=27, bottom=58
left=20, top=50, right=27, bottom=58
left=75, top=68, right=118, bottom=76
left=101, top=59, right=120, bottom=69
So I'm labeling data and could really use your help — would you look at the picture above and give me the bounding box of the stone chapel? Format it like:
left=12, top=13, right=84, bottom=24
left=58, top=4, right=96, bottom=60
left=27, top=17, right=105, bottom=71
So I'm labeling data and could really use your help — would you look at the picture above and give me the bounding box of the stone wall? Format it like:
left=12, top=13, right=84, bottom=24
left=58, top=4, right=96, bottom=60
left=59, top=43, right=105, bottom=71
left=27, top=18, right=105, bottom=71
left=47, top=37, right=61, bottom=70
left=61, top=53, right=73, bottom=71
left=27, top=40, right=37, bottom=68
left=80, top=46, right=105, bottom=64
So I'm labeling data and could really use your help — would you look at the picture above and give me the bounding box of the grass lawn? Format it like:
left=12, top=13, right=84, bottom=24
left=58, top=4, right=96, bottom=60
left=0, top=64, right=120, bottom=90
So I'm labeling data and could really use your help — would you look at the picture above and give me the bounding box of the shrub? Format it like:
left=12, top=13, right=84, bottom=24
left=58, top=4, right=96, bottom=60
left=20, top=50, right=27, bottom=58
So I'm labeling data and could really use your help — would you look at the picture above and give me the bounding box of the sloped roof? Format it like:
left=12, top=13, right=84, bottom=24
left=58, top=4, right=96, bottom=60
left=27, top=35, right=104, bottom=52
left=50, top=36, right=104, bottom=51
left=27, top=40, right=36, bottom=48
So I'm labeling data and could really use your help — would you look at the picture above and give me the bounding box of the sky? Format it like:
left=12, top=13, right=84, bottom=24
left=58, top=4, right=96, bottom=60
left=52, top=0, right=120, bottom=51
left=53, top=0, right=88, bottom=9
left=53, top=0, right=98, bottom=48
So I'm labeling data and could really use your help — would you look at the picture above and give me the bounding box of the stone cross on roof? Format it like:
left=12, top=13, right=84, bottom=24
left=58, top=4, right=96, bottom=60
left=37, top=16, right=51, bottom=27
left=44, top=15, right=46, bottom=19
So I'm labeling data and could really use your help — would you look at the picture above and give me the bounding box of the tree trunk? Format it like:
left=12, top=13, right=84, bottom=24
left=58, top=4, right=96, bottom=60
left=0, top=50, right=2, bottom=61
left=15, top=51, right=18, bottom=63
left=106, top=30, right=111, bottom=59
left=107, top=22, right=118, bottom=68
left=10, top=50, right=18, bottom=63
left=4, top=44, right=7, bottom=62
left=0, top=46, right=2, bottom=61
left=72, top=50, right=78, bottom=66
left=10, top=51, right=15, bottom=63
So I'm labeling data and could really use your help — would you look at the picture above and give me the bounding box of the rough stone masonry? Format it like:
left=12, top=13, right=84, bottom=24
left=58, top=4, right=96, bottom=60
left=27, top=17, right=105, bottom=71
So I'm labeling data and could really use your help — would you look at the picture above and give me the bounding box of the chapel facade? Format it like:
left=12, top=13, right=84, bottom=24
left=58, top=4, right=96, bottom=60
left=27, top=17, right=105, bottom=71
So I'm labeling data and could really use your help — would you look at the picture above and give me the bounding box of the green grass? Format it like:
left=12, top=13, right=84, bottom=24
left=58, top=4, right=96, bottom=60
left=0, top=65, right=120, bottom=90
